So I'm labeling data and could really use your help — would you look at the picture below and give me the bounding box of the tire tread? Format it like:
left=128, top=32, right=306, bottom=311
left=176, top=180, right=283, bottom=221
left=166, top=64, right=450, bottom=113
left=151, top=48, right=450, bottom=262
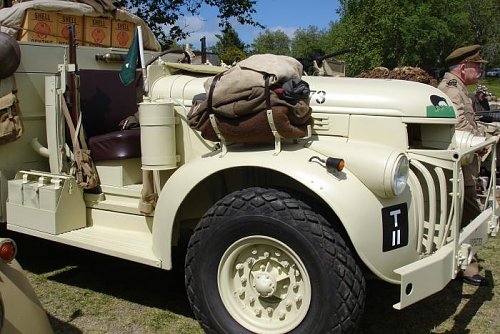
left=185, top=187, right=365, bottom=334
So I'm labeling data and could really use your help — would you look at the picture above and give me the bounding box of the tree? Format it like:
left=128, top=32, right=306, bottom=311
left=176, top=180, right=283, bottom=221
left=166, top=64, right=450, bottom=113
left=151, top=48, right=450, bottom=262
left=330, top=0, right=408, bottom=75
left=290, top=26, right=329, bottom=75
left=211, top=26, right=247, bottom=64
left=250, top=29, right=291, bottom=55
left=329, top=0, right=499, bottom=76
left=116, top=0, right=262, bottom=49
left=465, top=0, right=500, bottom=67
left=291, top=26, right=328, bottom=59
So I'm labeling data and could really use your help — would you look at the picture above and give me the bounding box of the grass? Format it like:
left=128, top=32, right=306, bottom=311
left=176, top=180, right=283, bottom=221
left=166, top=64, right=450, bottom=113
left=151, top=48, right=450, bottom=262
left=10, top=231, right=500, bottom=334
left=470, top=77, right=500, bottom=99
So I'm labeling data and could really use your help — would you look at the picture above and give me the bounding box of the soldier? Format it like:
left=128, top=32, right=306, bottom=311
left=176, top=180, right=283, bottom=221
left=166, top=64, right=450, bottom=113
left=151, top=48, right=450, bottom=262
left=438, top=45, right=488, bottom=286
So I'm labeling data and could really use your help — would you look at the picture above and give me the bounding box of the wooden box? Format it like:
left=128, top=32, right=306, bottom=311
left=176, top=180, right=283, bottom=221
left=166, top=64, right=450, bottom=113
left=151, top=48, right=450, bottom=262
left=56, top=13, right=83, bottom=45
left=83, top=16, right=111, bottom=47
left=18, top=9, right=57, bottom=44
left=111, top=20, right=135, bottom=49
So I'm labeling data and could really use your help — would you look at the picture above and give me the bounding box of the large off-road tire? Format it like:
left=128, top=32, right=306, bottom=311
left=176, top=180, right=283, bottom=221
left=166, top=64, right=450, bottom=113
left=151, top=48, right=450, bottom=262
left=185, top=187, right=365, bottom=334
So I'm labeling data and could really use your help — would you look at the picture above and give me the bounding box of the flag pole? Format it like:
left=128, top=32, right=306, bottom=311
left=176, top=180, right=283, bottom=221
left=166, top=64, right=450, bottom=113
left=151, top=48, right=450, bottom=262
left=137, top=26, right=147, bottom=93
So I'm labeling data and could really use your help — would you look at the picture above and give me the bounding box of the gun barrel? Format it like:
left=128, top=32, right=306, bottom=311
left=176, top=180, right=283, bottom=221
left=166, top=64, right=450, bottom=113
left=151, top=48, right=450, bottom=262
left=477, top=111, right=500, bottom=122
left=316, top=47, right=355, bottom=62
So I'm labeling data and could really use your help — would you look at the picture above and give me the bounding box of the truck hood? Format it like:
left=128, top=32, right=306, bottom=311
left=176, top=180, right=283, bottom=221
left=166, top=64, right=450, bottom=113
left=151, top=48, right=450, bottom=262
left=150, top=66, right=455, bottom=119
left=303, top=76, right=455, bottom=118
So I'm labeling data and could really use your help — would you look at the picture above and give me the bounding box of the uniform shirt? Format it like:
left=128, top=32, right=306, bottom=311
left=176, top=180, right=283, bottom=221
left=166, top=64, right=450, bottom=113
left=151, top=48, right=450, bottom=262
left=438, top=72, right=482, bottom=186
left=438, top=72, right=483, bottom=136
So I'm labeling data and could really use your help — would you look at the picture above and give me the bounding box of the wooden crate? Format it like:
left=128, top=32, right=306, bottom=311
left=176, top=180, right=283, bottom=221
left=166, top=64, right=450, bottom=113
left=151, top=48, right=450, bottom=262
left=18, top=9, right=57, bottom=44
left=83, top=16, right=111, bottom=47
left=111, top=20, right=135, bottom=49
left=56, top=13, right=83, bottom=45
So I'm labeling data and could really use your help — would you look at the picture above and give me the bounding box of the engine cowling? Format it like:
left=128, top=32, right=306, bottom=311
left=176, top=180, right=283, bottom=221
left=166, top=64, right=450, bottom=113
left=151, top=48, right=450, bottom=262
left=148, top=63, right=455, bottom=120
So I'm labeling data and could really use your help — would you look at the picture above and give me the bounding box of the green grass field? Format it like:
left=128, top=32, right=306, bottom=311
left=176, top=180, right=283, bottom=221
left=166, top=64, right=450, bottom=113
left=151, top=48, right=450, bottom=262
left=471, top=77, right=500, bottom=99
left=9, top=230, right=499, bottom=334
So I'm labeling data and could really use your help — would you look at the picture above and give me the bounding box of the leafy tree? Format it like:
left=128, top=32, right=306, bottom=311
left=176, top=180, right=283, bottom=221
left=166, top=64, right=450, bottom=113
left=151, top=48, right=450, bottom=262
left=290, top=26, right=329, bottom=74
left=330, top=0, right=407, bottom=75
left=211, top=26, right=247, bottom=64
left=398, top=1, right=471, bottom=71
left=250, top=29, right=291, bottom=55
left=330, top=0, right=499, bottom=75
left=291, top=26, right=328, bottom=59
left=464, top=0, right=500, bottom=67
left=116, top=0, right=262, bottom=48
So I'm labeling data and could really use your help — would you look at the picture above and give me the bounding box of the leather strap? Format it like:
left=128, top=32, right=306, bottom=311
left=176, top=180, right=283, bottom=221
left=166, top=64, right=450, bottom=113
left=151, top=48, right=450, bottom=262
left=265, top=75, right=271, bottom=110
left=61, top=96, right=78, bottom=149
left=207, top=72, right=223, bottom=114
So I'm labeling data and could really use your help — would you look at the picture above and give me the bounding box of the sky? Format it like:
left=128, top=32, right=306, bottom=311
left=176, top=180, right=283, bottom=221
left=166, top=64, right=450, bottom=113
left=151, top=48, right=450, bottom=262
left=178, top=0, right=341, bottom=49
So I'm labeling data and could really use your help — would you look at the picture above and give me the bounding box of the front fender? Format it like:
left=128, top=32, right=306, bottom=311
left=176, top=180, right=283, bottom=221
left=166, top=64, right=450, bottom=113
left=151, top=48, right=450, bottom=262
left=152, top=143, right=417, bottom=282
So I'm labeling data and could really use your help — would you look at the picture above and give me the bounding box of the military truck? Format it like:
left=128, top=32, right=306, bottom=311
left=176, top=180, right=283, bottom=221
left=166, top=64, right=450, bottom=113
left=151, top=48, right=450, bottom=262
left=1, top=2, right=499, bottom=334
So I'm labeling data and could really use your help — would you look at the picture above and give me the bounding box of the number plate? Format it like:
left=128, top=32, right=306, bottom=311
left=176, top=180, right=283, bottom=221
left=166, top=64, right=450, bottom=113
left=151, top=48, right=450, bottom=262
left=381, top=203, right=409, bottom=252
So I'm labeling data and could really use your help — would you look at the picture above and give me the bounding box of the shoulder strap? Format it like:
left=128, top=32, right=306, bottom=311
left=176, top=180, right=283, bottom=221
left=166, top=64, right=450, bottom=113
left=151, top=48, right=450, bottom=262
left=61, top=95, right=80, bottom=150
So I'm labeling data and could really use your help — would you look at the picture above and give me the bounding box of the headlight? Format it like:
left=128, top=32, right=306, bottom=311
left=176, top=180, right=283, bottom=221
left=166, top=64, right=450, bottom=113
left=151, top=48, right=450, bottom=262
left=392, top=155, right=409, bottom=196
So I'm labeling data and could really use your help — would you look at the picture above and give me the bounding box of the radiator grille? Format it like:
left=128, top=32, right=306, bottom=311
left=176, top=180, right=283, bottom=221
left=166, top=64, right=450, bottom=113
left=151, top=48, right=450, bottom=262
left=409, top=159, right=460, bottom=255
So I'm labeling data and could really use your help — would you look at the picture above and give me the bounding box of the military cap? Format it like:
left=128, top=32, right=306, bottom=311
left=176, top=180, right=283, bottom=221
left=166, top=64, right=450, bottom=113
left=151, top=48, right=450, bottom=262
left=445, top=45, right=488, bottom=66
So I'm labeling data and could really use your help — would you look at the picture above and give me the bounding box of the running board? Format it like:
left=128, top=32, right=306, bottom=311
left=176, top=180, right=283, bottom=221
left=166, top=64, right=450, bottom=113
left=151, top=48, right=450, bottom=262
left=8, top=209, right=161, bottom=268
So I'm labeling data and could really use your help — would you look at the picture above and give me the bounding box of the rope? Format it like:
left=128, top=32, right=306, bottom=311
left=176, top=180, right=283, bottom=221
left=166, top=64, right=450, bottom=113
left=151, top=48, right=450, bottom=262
left=2, top=23, right=109, bottom=47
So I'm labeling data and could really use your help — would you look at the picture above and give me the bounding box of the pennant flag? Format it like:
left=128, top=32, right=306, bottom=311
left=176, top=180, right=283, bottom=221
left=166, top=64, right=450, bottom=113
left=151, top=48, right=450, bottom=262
left=119, top=29, right=139, bottom=86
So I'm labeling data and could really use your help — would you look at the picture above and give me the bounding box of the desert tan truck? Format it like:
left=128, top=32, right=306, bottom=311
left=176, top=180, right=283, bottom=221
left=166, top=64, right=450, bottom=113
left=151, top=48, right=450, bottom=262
left=1, top=3, right=499, bottom=334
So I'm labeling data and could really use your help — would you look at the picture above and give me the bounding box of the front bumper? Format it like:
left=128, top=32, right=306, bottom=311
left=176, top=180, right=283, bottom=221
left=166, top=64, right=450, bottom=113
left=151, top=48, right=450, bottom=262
left=393, top=207, right=497, bottom=309
left=393, top=135, right=499, bottom=309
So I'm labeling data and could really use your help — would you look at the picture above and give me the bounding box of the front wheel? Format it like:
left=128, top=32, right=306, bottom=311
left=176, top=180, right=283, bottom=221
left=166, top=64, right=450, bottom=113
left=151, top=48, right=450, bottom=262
left=185, top=187, right=365, bottom=334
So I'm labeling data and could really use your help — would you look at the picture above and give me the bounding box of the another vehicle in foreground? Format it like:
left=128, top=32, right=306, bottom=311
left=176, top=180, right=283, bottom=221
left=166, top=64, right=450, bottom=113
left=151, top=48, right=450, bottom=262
left=0, top=237, right=53, bottom=334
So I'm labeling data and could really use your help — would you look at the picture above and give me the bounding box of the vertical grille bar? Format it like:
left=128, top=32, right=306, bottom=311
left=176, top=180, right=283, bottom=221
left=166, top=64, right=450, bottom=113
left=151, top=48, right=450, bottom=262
left=410, top=160, right=437, bottom=254
left=434, top=167, right=448, bottom=247
left=409, top=171, right=425, bottom=253
left=409, top=158, right=457, bottom=254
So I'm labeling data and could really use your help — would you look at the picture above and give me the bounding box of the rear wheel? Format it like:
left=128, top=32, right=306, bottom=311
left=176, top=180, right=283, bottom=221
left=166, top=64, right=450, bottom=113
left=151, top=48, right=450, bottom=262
left=185, top=187, right=365, bottom=334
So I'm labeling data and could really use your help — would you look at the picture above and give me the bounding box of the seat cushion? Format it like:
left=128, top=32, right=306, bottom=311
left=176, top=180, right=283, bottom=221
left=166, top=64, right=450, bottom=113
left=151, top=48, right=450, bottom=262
left=88, top=128, right=141, bottom=161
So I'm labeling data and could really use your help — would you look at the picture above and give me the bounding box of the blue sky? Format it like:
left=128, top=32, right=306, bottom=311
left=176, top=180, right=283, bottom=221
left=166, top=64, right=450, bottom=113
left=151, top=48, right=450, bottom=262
left=178, top=0, right=341, bottom=48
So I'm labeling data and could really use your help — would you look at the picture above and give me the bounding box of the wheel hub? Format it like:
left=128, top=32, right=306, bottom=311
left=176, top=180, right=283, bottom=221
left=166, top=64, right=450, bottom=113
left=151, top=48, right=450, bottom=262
left=218, top=236, right=311, bottom=333
left=253, top=271, right=276, bottom=297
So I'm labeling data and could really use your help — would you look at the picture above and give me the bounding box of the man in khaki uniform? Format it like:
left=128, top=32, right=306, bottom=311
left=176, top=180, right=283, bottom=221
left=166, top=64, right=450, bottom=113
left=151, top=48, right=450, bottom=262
left=438, top=45, right=488, bottom=286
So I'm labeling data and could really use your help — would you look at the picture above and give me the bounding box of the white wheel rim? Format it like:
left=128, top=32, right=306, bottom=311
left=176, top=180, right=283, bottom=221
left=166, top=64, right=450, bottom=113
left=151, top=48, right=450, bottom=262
left=218, top=236, right=312, bottom=334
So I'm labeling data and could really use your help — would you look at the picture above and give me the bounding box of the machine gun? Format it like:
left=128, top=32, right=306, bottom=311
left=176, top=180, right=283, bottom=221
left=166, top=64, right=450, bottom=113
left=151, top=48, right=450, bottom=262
left=313, top=47, right=356, bottom=64
left=476, top=110, right=500, bottom=123
left=299, top=47, right=355, bottom=77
